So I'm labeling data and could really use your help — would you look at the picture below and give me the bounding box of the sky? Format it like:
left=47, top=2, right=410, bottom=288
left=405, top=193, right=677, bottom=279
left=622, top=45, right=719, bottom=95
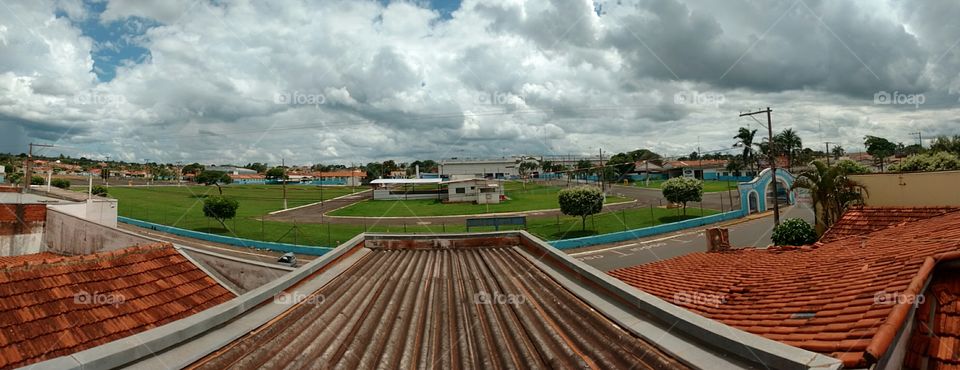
left=0, top=0, right=958, bottom=166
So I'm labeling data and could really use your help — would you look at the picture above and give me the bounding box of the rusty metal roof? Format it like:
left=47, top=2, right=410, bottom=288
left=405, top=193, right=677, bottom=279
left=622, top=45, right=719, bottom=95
left=190, top=245, right=687, bottom=369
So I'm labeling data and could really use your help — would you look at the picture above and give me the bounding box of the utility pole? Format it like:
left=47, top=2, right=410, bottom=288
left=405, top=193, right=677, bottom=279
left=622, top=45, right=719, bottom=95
left=176, top=161, right=183, bottom=186
left=740, top=107, right=780, bottom=225
left=910, top=131, right=923, bottom=149
left=24, top=143, right=54, bottom=193
left=824, top=142, right=837, bottom=166
left=282, top=157, right=288, bottom=210
left=598, top=148, right=604, bottom=192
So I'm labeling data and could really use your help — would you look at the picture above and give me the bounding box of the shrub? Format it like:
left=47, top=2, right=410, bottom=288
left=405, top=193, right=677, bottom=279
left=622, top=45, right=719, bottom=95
left=30, top=176, right=44, bottom=185
left=51, top=178, right=71, bottom=189
left=557, top=186, right=604, bottom=231
left=771, top=218, right=817, bottom=246
left=661, top=177, right=703, bottom=215
left=91, top=185, right=108, bottom=197
left=203, top=196, right=239, bottom=229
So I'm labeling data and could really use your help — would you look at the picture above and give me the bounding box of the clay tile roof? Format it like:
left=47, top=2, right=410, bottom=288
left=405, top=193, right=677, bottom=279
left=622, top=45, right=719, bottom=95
left=821, top=207, right=960, bottom=243
left=0, top=243, right=236, bottom=369
left=608, top=210, right=960, bottom=369
left=903, top=270, right=960, bottom=370
left=0, top=252, right=63, bottom=266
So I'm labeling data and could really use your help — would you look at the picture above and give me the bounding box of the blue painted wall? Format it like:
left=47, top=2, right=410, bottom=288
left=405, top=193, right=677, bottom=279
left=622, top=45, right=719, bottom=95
left=118, top=217, right=332, bottom=256
left=738, top=168, right=796, bottom=213
left=548, top=209, right=747, bottom=250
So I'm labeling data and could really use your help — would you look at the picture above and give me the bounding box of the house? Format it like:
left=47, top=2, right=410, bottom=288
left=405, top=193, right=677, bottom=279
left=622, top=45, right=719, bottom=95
left=0, top=165, right=4, bottom=183
left=60, top=232, right=837, bottom=369
left=609, top=206, right=960, bottom=369
left=444, top=178, right=504, bottom=204
left=662, top=159, right=729, bottom=179
left=229, top=173, right=267, bottom=184
left=628, top=160, right=666, bottom=181
left=311, top=169, right=365, bottom=186
left=205, top=165, right=257, bottom=175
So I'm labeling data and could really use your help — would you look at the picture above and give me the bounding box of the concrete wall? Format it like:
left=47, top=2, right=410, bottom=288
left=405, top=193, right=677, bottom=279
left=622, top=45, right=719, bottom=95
left=43, top=209, right=155, bottom=255
left=49, top=199, right=118, bottom=227
left=850, top=171, right=960, bottom=207
left=118, top=217, right=332, bottom=255
left=179, top=246, right=294, bottom=294
left=0, top=204, right=45, bottom=256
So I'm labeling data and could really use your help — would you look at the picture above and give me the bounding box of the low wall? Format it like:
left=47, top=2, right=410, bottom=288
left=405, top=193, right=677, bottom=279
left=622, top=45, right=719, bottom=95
left=548, top=208, right=747, bottom=249
left=0, top=204, right=46, bottom=256
left=179, top=246, right=294, bottom=294
left=118, top=217, right=332, bottom=256
left=850, top=170, right=960, bottom=207
left=44, top=209, right=155, bottom=255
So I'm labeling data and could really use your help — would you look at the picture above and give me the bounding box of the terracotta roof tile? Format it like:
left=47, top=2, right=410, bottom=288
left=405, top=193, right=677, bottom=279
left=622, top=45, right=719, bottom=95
left=0, top=252, right=62, bottom=266
left=609, top=209, right=960, bottom=368
left=820, top=207, right=960, bottom=243
left=0, top=243, right=235, bottom=369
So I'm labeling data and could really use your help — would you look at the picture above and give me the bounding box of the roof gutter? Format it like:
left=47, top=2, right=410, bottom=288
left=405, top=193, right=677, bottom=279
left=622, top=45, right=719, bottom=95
left=864, top=251, right=960, bottom=366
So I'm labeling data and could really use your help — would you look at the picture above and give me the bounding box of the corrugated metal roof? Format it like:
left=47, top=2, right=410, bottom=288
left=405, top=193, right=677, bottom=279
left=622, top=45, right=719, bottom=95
left=370, top=178, right=443, bottom=185
left=190, top=245, right=688, bottom=369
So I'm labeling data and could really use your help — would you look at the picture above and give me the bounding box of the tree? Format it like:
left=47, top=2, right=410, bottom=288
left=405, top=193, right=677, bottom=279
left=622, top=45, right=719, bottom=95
left=791, top=160, right=867, bottom=235
left=31, top=176, right=44, bottom=185
left=889, top=152, right=960, bottom=172
left=51, top=178, right=70, bottom=189
left=195, top=170, right=232, bottom=194
left=182, top=163, right=203, bottom=175
left=864, top=136, right=897, bottom=172
left=91, top=185, right=108, bottom=197
left=833, top=159, right=870, bottom=175
left=558, top=186, right=604, bottom=231
left=202, top=196, right=239, bottom=229
left=518, top=161, right=539, bottom=178
left=244, top=162, right=268, bottom=173
left=265, top=167, right=287, bottom=181
left=831, top=145, right=845, bottom=160
left=733, top=127, right=759, bottom=173
left=771, top=218, right=817, bottom=246
left=930, top=135, right=960, bottom=155
left=661, top=177, right=703, bottom=215
left=774, top=129, right=802, bottom=169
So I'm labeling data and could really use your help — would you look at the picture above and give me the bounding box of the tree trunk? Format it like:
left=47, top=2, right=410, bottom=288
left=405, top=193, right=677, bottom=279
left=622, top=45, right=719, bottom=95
left=581, top=215, right=587, bottom=231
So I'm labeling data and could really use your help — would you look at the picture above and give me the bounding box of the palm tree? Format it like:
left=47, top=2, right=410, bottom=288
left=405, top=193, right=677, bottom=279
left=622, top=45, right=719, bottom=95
left=733, top=127, right=758, bottom=174
left=791, top=160, right=867, bottom=235
left=774, top=129, right=802, bottom=170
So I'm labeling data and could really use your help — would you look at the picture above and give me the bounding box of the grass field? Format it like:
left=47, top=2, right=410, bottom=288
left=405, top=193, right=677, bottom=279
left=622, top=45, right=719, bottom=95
left=330, top=181, right=630, bottom=217
left=635, top=179, right=738, bottom=193
left=101, top=183, right=719, bottom=246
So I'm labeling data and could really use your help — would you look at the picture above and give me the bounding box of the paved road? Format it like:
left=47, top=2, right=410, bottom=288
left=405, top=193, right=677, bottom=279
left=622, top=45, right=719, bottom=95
left=568, top=203, right=814, bottom=272
left=265, top=190, right=373, bottom=223
left=118, top=223, right=315, bottom=267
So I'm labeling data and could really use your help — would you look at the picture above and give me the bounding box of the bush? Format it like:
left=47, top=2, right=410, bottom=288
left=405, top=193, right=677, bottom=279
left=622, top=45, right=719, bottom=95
left=31, top=176, right=44, bottom=185
left=833, top=159, right=870, bottom=174
left=661, top=177, right=703, bottom=215
left=890, top=152, right=960, bottom=172
left=203, top=196, right=239, bottom=229
left=771, top=218, right=817, bottom=246
left=51, top=178, right=71, bottom=189
left=91, top=185, right=108, bottom=197
left=557, top=186, right=604, bottom=231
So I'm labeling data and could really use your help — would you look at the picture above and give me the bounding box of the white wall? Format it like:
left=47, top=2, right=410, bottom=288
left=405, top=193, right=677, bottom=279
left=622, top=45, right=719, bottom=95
left=49, top=199, right=118, bottom=227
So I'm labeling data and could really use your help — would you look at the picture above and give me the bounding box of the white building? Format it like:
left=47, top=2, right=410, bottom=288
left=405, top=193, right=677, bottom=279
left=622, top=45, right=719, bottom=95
left=439, top=157, right=539, bottom=179
left=445, top=179, right=504, bottom=204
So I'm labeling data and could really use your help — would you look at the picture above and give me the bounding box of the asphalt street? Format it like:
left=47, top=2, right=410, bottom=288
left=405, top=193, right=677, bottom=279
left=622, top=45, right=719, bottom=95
left=568, top=202, right=815, bottom=272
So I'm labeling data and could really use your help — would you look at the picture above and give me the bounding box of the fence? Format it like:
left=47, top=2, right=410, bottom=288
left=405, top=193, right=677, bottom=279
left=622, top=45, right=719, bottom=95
left=118, top=216, right=332, bottom=256
left=547, top=208, right=747, bottom=250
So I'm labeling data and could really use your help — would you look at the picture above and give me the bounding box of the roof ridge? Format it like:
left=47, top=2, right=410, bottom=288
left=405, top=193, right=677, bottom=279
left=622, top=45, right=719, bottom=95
left=2, top=243, right=173, bottom=272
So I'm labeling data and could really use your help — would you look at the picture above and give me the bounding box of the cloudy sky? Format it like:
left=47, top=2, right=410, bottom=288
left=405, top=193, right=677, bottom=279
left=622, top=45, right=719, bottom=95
left=1, top=0, right=958, bottom=166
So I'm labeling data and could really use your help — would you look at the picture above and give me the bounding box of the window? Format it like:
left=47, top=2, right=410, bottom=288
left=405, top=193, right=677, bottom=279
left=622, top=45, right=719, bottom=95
left=455, top=187, right=466, bottom=194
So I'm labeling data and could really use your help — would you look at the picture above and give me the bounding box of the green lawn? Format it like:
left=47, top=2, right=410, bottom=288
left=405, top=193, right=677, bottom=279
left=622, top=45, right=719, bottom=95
left=99, top=183, right=720, bottom=247
left=635, top=179, right=738, bottom=193
left=330, top=181, right=630, bottom=217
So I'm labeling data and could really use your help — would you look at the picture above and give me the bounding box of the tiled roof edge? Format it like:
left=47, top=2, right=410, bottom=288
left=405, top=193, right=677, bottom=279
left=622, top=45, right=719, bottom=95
left=0, top=242, right=173, bottom=271
left=864, top=251, right=960, bottom=366
left=820, top=206, right=960, bottom=243
left=27, top=233, right=368, bottom=370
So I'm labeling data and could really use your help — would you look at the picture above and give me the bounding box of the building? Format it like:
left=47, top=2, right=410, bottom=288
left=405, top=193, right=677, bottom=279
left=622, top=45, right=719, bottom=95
left=205, top=165, right=257, bottom=175
left=445, top=178, right=504, bottom=204
left=0, top=243, right=236, bottom=369
left=0, top=164, right=4, bottom=183
left=439, top=158, right=527, bottom=179
left=51, top=232, right=839, bottom=369
left=229, top=173, right=267, bottom=185
left=609, top=207, right=960, bottom=369
left=369, top=178, right=444, bottom=200
left=850, top=170, right=960, bottom=207
left=310, top=169, right=365, bottom=186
